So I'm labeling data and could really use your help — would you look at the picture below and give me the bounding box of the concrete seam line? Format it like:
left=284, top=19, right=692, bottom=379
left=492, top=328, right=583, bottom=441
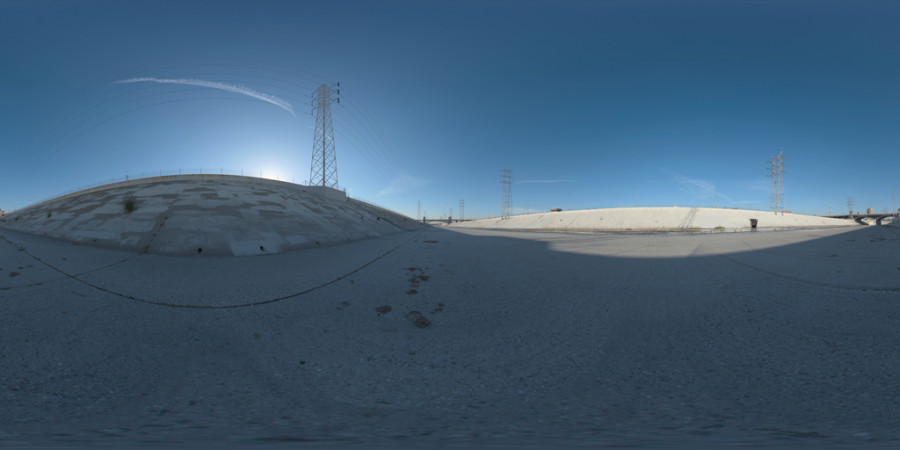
left=0, top=281, right=52, bottom=291
left=0, top=234, right=132, bottom=279
left=2, top=233, right=416, bottom=309
left=713, top=252, right=900, bottom=293
left=72, top=258, right=133, bottom=277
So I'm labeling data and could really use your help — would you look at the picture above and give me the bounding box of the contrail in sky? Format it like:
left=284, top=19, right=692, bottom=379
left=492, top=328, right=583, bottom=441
left=517, top=179, right=576, bottom=184
left=660, top=168, right=735, bottom=203
left=115, top=77, right=294, bottom=116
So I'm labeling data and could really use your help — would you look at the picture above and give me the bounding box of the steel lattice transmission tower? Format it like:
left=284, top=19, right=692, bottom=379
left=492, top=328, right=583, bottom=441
left=459, top=199, right=465, bottom=221
left=848, top=197, right=855, bottom=219
left=893, top=191, right=897, bottom=217
left=501, top=169, right=512, bottom=219
left=768, top=151, right=786, bottom=215
left=309, top=83, right=341, bottom=188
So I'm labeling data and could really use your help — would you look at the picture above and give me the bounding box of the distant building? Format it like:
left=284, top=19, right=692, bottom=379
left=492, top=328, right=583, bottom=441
left=867, top=208, right=874, bottom=214
left=550, top=208, right=562, bottom=212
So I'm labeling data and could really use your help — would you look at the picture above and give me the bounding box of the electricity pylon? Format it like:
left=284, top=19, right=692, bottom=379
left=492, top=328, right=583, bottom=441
left=310, top=83, right=340, bottom=188
left=893, top=191, right=897, bottom=217
left=501, top=169, right=512, bottom=219
left=459, top=199, right=465, bottom=221
left=768, top=151, right=786, bottom=215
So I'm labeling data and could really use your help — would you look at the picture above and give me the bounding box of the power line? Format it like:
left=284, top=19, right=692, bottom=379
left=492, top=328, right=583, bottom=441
left=6, top=60, right=408, bottom=208
left=331, top=99, right=401, bottom=179
left=336, top=89, right=403, bottom=174
left=21, top=65, right=392, bottom=180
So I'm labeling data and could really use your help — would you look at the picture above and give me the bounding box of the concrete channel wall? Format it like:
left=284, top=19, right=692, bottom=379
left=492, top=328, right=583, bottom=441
left=451, top=206, right=859, bottom=232
left=0, top=175, right=420, bottom=256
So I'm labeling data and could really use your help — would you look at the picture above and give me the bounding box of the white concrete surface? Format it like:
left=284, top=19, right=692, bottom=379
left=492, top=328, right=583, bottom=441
left=2, top=224, right=900, bottom=449
left=0, top=175, right=421, bottom=256
left=451, top=206, right=858, bottom=232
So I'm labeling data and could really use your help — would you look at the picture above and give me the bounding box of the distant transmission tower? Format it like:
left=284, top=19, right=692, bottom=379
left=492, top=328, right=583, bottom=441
left=768, top=151, right=786, bottom=215
left=459, top=199, right=465, bottom=221
left=893, top=191, right=897, bottom=217
left=848, top=197, right=855, bottom=219
left=309, top=83, right=341, bottom=188
left=501, top=169, right=512, bottom=219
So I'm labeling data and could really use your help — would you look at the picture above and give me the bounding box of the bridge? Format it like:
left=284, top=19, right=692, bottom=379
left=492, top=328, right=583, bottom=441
left=826, top=212, right=898, bottom=226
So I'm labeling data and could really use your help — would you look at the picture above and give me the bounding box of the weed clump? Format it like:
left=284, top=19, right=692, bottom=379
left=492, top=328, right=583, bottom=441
left=123, top=197, right=136, bottom=213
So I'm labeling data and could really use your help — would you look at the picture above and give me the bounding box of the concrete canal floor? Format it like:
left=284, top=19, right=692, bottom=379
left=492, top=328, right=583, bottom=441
left=1, top=224, right=899, bottom=449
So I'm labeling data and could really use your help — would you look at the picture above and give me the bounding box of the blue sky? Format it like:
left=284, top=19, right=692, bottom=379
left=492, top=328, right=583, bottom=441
left=1, top=0, right=898, bottom=219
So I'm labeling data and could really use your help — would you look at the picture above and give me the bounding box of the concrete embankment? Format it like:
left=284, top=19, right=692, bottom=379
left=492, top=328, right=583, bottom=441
left=0, top=174, right=420, bottom=256
left=451, top=206, right=859, bottom=232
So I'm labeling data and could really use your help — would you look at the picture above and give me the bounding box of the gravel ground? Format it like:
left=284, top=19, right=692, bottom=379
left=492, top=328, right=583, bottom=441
left=1, top=225, right=899, bottom=449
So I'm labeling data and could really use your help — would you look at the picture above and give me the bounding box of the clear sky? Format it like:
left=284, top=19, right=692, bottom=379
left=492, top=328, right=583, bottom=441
left=1, top=0, right=898, bottom=219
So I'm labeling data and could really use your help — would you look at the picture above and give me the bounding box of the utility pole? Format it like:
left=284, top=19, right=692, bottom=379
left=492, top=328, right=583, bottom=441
left=501, top=169, right=512, bottom=219
left=769, top=156, right=777, bottom=213
left=768, top=151, right=786, bottom=215
left=309, top=83, right=340, bottom=188
left=459, top=199, right=464, bottom=221
left=893, top=191, right=897, bottom=217
left=848, top=197, right=855, bottom=219
left=417, top=200, right=421, bottom=221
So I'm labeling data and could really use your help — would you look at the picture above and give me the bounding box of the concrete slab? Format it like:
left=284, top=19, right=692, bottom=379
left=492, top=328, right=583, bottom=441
left=0, top=175, right=422, bottom=256
left=75, top=232, right=413, bottom=308
left=1, top=225, right=899, bottom=449
left=1, top=229, right=135, bottom=291
left=452, top=206, right=859, bottom=232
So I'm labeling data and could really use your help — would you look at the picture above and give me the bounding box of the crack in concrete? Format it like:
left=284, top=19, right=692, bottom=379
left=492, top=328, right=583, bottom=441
left=2, top=233, right=415, bottom=309
left=712, top=251, right=900, bottom=293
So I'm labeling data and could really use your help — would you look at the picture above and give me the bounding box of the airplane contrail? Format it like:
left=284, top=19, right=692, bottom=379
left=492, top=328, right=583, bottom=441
left=115, top=77, right=294, bottom=116
left=517, top=179, right=577, bottom=184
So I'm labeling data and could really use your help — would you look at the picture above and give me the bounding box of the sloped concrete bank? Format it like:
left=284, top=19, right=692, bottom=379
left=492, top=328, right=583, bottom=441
left=0, top=175, right=421, bottom=256
left=452, top=206, right=859, bottom=232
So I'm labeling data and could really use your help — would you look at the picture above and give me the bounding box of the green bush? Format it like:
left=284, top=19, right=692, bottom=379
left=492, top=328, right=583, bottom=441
left=123, top=197, right=136, bottom=213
